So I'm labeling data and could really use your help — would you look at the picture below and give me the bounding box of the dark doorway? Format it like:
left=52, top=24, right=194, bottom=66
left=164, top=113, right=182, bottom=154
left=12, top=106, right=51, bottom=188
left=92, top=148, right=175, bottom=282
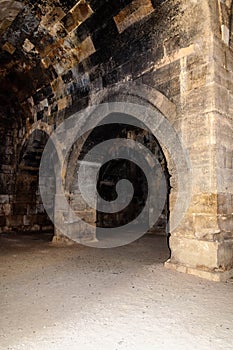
left=76, top=113, right=170, bottom=240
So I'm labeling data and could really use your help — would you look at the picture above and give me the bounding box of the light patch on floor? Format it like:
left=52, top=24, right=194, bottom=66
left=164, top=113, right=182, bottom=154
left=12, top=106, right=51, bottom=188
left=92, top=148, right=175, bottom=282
left=0, top=233, right=232, bottom=349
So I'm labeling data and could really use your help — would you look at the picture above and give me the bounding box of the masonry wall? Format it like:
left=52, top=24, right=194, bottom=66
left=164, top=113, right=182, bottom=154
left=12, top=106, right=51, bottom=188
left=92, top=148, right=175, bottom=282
left=0, top=0, right=232, bottom=280
left=212, top=0, right=233, bottom=269
left=0, top=0, right=209, bottom=233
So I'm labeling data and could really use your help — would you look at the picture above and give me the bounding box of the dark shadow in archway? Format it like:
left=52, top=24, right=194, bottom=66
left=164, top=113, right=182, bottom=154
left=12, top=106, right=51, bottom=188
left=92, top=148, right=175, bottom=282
left=76, top=112, right=171, bottom=249
left=13, top=130, right=55, bottom=241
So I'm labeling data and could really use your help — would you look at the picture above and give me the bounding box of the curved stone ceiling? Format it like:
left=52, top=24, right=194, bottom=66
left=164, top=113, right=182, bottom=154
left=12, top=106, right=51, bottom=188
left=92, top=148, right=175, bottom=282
left=0, top=0, right=161, bottom=124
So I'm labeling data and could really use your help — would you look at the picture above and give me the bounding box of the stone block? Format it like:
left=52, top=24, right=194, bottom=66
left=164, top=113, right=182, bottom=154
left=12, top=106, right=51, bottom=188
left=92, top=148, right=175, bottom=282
left=62, top=0, right=93, bottom=32
left=0, top=203, right=11, bottom=216
left=73, top=36, right=96, bottom=62
left=2, top=40, right=16, bottom=54
left=189, top=193, right=217, bottom=215
left=218, top=214, right=233, bottom=234
left=193, top=214, right=220, bottom=239
left=169, top=236, right=219, bottom=270
left=41, top=7, right=66, bottom=29
left=114, top=0, right=154, bottom=34
left=74, top=209, right=96, bottom=223
left=0, top=195, right=10, bottom=204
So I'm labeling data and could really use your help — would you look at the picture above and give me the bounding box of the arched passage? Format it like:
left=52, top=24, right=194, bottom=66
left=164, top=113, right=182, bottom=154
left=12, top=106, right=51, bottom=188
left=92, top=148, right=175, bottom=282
left=62, top=104, right=172, bottom=249
left=77, top=113, right=170, bottom=233
left=12, top=129, right=55, bottom=239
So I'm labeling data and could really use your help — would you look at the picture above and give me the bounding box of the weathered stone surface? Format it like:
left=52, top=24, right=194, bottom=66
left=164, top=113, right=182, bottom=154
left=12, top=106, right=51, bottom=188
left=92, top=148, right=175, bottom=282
left=114, top=0, right=154, bottom=33
left=0, top=0, right=232, bottom=280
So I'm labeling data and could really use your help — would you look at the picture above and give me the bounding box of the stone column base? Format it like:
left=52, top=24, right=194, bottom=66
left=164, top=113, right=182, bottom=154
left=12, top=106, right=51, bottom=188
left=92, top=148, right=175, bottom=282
left=52, top=233, right=98, bottom=246
left=52, top=235, right=77, bottom=246
left=165, top=260, right=233, bottom=282
left=165, top=236, right=233, bottom=282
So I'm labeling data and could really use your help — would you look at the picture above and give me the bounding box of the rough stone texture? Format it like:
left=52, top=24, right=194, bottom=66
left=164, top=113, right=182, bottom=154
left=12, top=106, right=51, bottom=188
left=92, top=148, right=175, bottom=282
left=1, top=234, right=233, bottom=349
left=0, top=0, right=232, bottom=281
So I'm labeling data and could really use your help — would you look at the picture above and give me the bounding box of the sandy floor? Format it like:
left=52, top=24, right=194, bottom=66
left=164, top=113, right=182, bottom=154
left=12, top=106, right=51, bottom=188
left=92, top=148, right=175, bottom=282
left=0, top=233, right=233, bottom=350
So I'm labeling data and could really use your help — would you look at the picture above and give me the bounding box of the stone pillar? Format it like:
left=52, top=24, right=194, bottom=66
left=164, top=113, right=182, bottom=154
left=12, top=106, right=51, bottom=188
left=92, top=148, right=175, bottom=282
left=165, top=25, right=233, bottom=281
left=53, top=161, right=98, bottom=244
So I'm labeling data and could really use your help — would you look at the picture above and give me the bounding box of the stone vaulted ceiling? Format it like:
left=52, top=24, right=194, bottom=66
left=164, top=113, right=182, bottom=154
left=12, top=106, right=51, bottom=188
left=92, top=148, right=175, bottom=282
left=0, top=0, right=164, bottom=127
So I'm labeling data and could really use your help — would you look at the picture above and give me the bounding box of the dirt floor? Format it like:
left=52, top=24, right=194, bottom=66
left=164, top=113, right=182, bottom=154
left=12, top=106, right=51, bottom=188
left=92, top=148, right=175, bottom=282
left=0, top=232, right=233, bottom=350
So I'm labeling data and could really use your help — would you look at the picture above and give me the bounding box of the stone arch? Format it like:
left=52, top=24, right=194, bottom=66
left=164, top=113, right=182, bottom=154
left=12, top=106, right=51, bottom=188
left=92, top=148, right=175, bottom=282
left=55, top=83, right=187, bottom=250
left=90, top=83, right=178, bottom=211
left=13, top=124, right=55, bottom=236
left=89, top=82, right=177, bottom=122
left=80, top=113, right=170, bottom=238
left=18, top=121, right=53, bottom=168
left=65, top=82, right=177, bottom=190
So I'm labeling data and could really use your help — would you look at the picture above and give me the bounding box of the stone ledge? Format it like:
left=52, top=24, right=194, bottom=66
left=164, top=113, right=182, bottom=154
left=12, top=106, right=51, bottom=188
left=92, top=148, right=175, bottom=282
left=164, top=259, right=233, bottom=282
